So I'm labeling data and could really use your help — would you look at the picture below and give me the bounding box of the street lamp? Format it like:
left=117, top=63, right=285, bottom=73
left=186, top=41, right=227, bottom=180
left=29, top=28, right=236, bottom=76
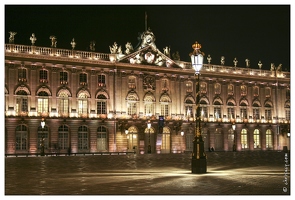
left=232, top=122, right=236, bottom=151
left=190, top=41, right=207, bottom=173
left=147, top=120, right=151, bottom=154
left=181, top=130, right=184, bottom=136
left=125, top=129, right=129, bottom=150
left=40, top=118, right=45, bottom=156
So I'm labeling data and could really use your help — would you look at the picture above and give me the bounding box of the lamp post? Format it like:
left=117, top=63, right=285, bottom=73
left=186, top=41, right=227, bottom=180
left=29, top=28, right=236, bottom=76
left=190, top=41, right=207, bottom=173
left=232, top=122, right=236, bottom=151
left=40, top=118, right=45, bottom=156
left=147, top=120, right=151, bottom=154
left=125, top=129, right=129, bottom=150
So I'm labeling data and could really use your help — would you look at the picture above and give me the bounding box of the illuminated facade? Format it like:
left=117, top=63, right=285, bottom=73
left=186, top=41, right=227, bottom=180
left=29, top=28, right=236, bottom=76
left=5, top=29, right=290, bottom=155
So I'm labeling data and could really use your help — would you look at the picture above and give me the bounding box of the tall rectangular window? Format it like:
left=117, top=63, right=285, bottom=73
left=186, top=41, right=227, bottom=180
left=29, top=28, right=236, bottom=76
left=214, top=107, right=221, bottom=119
left=227, top=107, right=235, bottom=119
left=78, top=133, right=88, bottom=150
left=98, top=74, right=106, bottom=87
left=240, top=108, right=247, bottom=119
left=78, top=99, right=88, bottom=114
left=79, top=73, right=87, bottom=85
left=38, top=98, right=48, bottom=113
left=253, top=108, right=260, bottom=120
left=161, top=104, right=169, bottom=117
left=97, top=101, right=106, bottom=114
left=265, top=109, right=272, bottom=120
left=39, top=69, right=48, bottom=83
left=127, top=102, right=137, bottom=115
left=60, top=71, right=68, bottom=84
left=18, top=68, right=27, bottom=82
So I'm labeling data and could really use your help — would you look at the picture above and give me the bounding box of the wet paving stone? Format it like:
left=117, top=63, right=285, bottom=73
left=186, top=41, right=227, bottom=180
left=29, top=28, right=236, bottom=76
left=5, top=151, right=290, bottom=195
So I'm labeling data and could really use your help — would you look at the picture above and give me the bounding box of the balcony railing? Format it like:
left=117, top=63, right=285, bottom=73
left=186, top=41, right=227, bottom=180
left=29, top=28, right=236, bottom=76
left=5, top=44, right=290, bottom=79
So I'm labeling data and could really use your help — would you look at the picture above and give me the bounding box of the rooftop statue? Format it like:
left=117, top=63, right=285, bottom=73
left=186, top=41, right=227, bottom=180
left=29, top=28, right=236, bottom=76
left=137, top=28, right=157, bottom=50
left=207, top=54, right=212, bottom=64
left=109, top=42, right=122, bottom=54
left=221, top=56, right=225, bottom=65
left=49, top=36, right=57, bottom=48
left=233, top=57, right=238, bottom=67
left=90, top=40, right=95, bottom=51
left=9, top=31, right=17, bottom=44
left=71, top=38, right=76, bottom=50
left=163, top=46, right=170, bottom=57
left=125, top=42, right=134, bottom=54
left=30, top=33, right=37, bottom=46
left=245, top=59, right=250, bottom=67
left=172, top=51, right=180, bottom=61
left=258, top=61, right=263, bottom=69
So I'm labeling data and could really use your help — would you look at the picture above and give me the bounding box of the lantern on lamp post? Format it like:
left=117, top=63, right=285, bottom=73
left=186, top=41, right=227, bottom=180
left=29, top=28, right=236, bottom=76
left=190, top=41, right=207, bottom=174
left=232, top=122, right=236, bottom=151
left=40, top=118, right=45, bottom=156
left=147, top=120, right=151, bottom=154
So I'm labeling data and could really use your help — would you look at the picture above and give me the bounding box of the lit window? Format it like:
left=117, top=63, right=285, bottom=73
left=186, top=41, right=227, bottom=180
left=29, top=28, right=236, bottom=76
left=37, top=91, right=49, bottom=115
left=241, top=129, right=248, bottom=149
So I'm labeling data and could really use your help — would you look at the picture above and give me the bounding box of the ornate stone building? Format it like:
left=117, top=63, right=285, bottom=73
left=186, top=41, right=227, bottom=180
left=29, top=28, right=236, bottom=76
left=4, top=29, right=290, bottom=155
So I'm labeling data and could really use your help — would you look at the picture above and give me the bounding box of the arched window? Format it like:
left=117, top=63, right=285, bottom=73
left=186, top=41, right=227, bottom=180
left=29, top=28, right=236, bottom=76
left=253, top=129, right=260, bottom=148
left=97, top=126, right=107, bottom=151
left=16, top=90, right=28, bottom=115
left=266, top=129, right=273, bottom=149
left=127, top=126, right=138, bottom=151
left=78, top=126, right=88, bottom=150
left=16, top=125, right=28, bottom=150
left=127, top=94, right=138, bottom=116
left=78, top=93, right=88, bottom=117
left=37, top=91, right=49, bottom=115
left=58, top=92, right=69, bottom=117
left=161, top=127, right=171, bottom=153
left=185, top=98, right=194, bottom=118
left=160, top=95, right=171, bottom=117
left=241, top=129, right=248, bottom=149
left=97, top=94, right=107, bottom=114
left=144, top=94, right=155, bottom=116
left=253, top=102, right=260, bottom=120
left=265, top=102, right=272, bottom=121
left=58, top=125, right=69, bottom=150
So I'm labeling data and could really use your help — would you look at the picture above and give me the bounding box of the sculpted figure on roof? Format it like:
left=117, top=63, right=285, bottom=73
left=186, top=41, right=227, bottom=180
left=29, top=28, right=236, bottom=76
left=137, top=28, right=157, bottom=50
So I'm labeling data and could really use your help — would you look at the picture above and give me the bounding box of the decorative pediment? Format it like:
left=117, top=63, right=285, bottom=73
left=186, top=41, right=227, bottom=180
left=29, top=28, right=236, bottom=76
left=118, top=45, right=180, bottom=68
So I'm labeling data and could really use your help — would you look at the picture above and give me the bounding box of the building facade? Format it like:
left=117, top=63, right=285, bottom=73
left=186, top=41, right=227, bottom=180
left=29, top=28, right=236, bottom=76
left=4, top=29, right=290, bottom=155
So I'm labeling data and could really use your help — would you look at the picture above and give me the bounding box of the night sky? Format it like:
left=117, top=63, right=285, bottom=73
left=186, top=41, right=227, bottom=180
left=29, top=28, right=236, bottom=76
left=4, top=4, right=290, bottom=71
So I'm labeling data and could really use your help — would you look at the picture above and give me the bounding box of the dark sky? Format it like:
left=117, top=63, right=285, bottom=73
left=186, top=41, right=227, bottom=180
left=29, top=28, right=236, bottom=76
left=5, top=5, right=290, bottom=71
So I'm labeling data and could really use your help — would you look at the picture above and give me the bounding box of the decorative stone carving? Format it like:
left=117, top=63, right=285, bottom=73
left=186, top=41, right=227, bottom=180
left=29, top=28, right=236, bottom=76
left=9, top=31, right=17, bottom=44
left=143, top=75, right=156, bottom=91
left=30, top=33, right=37, bottom=46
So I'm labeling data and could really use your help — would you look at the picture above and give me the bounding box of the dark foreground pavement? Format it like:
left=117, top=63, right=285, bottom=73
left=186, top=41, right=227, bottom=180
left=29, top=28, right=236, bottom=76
left=5, top=151, right=290, bottom=195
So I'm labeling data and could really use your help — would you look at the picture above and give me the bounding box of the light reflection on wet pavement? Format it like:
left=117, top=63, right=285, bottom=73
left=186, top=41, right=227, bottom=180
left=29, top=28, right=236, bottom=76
left=5, top=151, right=290, bottom=195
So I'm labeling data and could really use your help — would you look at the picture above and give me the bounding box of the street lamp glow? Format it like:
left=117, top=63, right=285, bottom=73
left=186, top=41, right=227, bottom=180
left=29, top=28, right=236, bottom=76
left=190, top=41, right=207, bottom=174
